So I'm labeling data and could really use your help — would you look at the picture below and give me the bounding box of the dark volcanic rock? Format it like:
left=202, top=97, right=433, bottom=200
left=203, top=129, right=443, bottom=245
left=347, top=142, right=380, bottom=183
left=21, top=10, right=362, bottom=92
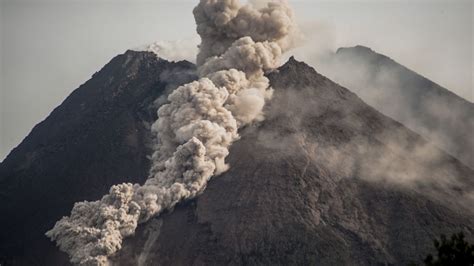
left=319, top=45, right=474, bottom=169
left=0, top=50, right=196, bottom=265
left=1, top=53, right=473, bottom=266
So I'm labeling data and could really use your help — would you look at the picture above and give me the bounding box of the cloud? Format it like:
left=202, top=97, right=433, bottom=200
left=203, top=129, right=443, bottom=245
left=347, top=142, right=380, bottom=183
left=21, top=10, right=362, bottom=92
left=139, top=38, right=199, bottom=63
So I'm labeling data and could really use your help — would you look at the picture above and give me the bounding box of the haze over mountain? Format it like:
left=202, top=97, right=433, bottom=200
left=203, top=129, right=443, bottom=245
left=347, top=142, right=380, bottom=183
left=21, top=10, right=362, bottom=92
left=314, top=45, right=474, bottom=169
left=2, top=0, right=473, bottom=264
left=1, top=50, right=473, bottom=265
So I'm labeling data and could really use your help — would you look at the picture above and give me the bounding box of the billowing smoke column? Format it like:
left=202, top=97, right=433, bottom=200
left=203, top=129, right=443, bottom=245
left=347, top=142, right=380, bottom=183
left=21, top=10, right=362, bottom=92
left=46, top=0, right=297, bottom=265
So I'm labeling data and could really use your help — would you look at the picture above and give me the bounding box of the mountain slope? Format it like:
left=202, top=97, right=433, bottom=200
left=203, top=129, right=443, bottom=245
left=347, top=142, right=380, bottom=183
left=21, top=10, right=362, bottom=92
left=112, top=57, right=474, bottom=266
left=0, top=50, right=196, bottom=265
left=0, top=53, right=473, bottom=265
left=317, top=45, right=474, bottom=169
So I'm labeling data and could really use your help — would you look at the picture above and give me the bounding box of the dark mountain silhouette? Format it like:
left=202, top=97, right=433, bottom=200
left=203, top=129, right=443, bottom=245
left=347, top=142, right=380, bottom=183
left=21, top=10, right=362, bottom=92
left=317, top=45, right=474, bottom=169
left=1, top=51, right=473, bottom=265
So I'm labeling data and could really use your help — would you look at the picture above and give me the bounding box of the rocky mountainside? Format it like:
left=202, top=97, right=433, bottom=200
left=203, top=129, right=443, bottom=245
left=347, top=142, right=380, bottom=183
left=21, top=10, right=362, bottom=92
left=1, top=51, right=473, bottom=265
left=317, top=45, right=474, bottom=169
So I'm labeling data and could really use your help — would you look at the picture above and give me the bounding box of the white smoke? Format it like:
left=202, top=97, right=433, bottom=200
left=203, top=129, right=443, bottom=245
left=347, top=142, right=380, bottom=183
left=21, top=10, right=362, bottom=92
left=46, top=0, right=298, bottom=265
left=141, top=38, right=199, bottom=63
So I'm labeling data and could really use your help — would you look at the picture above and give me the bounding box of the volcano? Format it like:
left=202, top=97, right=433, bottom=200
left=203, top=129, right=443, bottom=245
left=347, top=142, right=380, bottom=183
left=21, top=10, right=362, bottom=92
left=0, top=50, right=473, bottom=265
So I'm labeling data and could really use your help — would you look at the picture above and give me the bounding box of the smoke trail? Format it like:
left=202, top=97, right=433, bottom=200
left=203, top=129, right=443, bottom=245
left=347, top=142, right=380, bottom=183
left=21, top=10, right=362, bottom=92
left=46, top=0, right=298, bottom=265
left=141, top=38, right=199, bottom=63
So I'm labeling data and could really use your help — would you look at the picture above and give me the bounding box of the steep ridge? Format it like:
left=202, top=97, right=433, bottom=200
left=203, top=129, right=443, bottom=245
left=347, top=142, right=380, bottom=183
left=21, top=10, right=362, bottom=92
left=112, top=57, right=474, bottom=266
left=318, top=45, right=474, bottom=169
left=0, top=50, right=196, bottom=265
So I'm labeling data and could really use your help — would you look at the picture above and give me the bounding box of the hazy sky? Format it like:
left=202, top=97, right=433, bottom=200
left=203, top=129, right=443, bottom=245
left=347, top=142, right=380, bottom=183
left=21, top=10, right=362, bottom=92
left=0, top=0, right=472, bottom=161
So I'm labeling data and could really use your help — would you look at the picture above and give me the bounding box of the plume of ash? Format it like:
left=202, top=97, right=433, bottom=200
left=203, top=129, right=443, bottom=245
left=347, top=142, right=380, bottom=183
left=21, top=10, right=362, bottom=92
left=141, top=38, right=199, bottom=63
left=46, top=0, right=298, bottom=265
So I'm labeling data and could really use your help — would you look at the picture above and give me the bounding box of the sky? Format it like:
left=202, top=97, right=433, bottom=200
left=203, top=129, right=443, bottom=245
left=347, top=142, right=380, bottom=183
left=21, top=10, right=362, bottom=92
left=0, top=0, right=472, bottom=161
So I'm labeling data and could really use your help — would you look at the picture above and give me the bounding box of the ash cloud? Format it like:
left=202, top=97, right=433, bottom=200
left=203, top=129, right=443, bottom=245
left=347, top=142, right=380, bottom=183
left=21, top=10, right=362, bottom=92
left=141, top=38, right=199, bottom=63
left=46, top=0, right=298, bottom=265
left=258, top=84, right=474, bottom=214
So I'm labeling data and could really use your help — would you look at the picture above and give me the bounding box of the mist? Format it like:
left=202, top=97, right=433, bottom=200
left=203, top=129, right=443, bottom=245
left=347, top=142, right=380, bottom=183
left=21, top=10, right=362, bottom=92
left=256, top=79, right=474, bottom=215
left=300, top=45, right=474, bottom=169
left=290, top=1, right=473, bottom=101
